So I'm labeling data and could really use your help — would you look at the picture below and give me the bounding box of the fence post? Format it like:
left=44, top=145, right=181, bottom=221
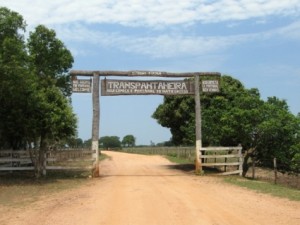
left=194, top=75, right=202, bottom=174
left=43, top=152, right=47, bottom=176
left=251, top=157, right=255, bottom=179
left=238, top=145, right=243, bottom=176
left=273, top=157, right=278, bottom=184
left=10, top=150, right=13, bottom=174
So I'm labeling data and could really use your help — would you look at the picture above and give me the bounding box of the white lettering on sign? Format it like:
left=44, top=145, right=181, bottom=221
left=129, top=71, right=163, bottom=76
left=202, top=80, right=219, bottom=93
left=102, top=79, right=194, bottom=96
left=72, top=79, right=92, bottom=93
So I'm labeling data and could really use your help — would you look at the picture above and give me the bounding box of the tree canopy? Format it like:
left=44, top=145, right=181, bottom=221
left=122, top=135, right=136, bottom=147
left=99, top=136, right=122, bottom=149
left=0, top=7, right=77, bottom=177
left=153, top=75, right=300, bottom=173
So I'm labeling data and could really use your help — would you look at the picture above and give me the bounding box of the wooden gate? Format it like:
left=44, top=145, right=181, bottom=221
left=200, top=146, right=243, bottom=175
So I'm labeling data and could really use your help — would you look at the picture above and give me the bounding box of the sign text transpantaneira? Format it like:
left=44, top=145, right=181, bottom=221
left=101, top=79, right=195, bottom=96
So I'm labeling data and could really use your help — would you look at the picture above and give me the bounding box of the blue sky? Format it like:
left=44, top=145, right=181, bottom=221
left=1, top=0, right=300, bottom=145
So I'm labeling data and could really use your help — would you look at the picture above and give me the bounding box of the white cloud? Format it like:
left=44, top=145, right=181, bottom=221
left=1, top=0, right=300, bottom=28
left=57, top=24, right=256, bottom=58
left=276, top=21, right=300, bottom=39
left=2, top=1, right=300, bottom=58
left=59, top=17, right=300, bottom=58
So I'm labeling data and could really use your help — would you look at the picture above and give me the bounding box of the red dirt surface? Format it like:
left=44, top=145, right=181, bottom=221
left=1, top=151, right=299, bottom=225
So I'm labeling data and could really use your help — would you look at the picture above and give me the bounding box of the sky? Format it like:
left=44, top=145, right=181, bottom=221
left=1, top=0, right=300, bottom=145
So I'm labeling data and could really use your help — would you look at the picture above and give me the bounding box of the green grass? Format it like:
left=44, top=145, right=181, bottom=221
left=224, top=176, right=300, bottom=201
left=165, top=155, right=193, bottom=164
left=0, top=153, right=110, bottom=207
left=164, top=154, right=300, bottom=201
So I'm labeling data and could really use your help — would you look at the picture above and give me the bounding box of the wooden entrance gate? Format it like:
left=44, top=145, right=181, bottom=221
left=71, top=70, right=222, bottom=177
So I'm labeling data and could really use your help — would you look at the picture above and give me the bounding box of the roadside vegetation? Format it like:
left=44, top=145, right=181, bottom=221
left=0, top=7, right=76, bottom=178
left=119, top=147, right=300, bottom=200
left=152, top=76, right=300, bottom=177
left=0, top=153, right=109, bottom=207
left=224, top=176, right=300, bottom=201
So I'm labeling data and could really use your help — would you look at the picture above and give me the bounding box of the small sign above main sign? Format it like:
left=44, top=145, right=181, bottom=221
left=72, top=79, right=92, bottom=93
left=101, top=79, right=195, bottom=96
left=201, top=80, right=220, bottom=93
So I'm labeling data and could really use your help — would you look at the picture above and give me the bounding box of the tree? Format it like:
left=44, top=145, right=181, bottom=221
left=0, top=7, right=77, bottom=178
left=99, top=136, right=121, bottom=149
left=153, top=75, right=300, bottom=174
left=0, top=7, right=33, bottom=149
left=122, top=135, right=136, bottom=147
left=83, top=139, right=92, bottom=148
left=26, top=25, right=76, bottom=177
left=152, top=95, right=195, bottom=145
left=25, top=86, right=77, bottom=177
left=66, top=138, right=84, bottom=148
left=27, top=25, right=74, bottom=97
left=253, top=97, right=300, bottom=171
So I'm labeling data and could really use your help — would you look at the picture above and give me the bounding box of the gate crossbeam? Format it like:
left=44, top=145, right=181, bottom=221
left=70, top=70, right=221, bottom=78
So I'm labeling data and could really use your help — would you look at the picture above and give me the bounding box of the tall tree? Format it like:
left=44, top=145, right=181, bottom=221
left=26, top=25, right=76, bottom=177
left=0, top=7, right=32, bottom=149
left=254, top=97, right=300, bottom=170
left=0, top=7, right=77, bottom=177
left=27, top=25, right=74, bottom=96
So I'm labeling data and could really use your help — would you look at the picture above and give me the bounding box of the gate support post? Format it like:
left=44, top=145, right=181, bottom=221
left=92, top=72, right=100, bottom=177
left=194, top=75, right=202, bottom=174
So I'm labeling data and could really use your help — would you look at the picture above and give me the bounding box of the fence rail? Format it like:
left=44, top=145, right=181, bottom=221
left=0, top=149, right=94, bottom=172
left=200, top=146, right=243, bottom=175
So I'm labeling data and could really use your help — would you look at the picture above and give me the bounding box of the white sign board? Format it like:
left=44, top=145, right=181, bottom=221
left=201, top=80, right=219, bottom=93
left=72, top=79, right=92, bottom=93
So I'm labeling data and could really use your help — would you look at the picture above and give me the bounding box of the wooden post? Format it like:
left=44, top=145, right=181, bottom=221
left=42, top=152, right=47, bottom=176
left=273, top=157, right=278, bottom=184
left=194, top=75, right=202, bottom=174
left=238, top=147, right=243, bottom=176
left=92, top=72, right=100, bottom=177
left=252, top=157, right=255, bottom=179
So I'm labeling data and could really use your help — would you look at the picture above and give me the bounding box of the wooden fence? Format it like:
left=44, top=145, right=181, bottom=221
left=0, top=149, right=94, bottom=172
left=121, top=146, right=243, bottom=176
left=121, top=146, right=194, bottom=158
left=200, top=146, right=243, bottom=175
left=1, top=147, right=243, bottom=176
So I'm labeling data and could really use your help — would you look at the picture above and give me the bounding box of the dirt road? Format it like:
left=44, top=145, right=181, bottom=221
left=1, top=151, right=299, bottom=225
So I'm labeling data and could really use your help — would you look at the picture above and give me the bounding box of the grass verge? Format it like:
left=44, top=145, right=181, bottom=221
left=224, top=176, right=300, bottom=201
left=0, top=153, right=109, bottom=207
left=164, top=155, right=300, bottom=201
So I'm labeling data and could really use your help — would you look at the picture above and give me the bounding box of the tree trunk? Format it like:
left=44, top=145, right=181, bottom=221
left=35, top=133, right=47, bottom=178
left=242, top=147, right=256, bottom=177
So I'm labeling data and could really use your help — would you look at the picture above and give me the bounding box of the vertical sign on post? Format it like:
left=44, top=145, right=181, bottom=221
left=92, top=72, right=100, bottom=177
left=194, top=75, right=202, bottom=174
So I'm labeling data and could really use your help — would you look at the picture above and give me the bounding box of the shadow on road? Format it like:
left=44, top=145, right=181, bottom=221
left=163, top=164, right=195, bottom=173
